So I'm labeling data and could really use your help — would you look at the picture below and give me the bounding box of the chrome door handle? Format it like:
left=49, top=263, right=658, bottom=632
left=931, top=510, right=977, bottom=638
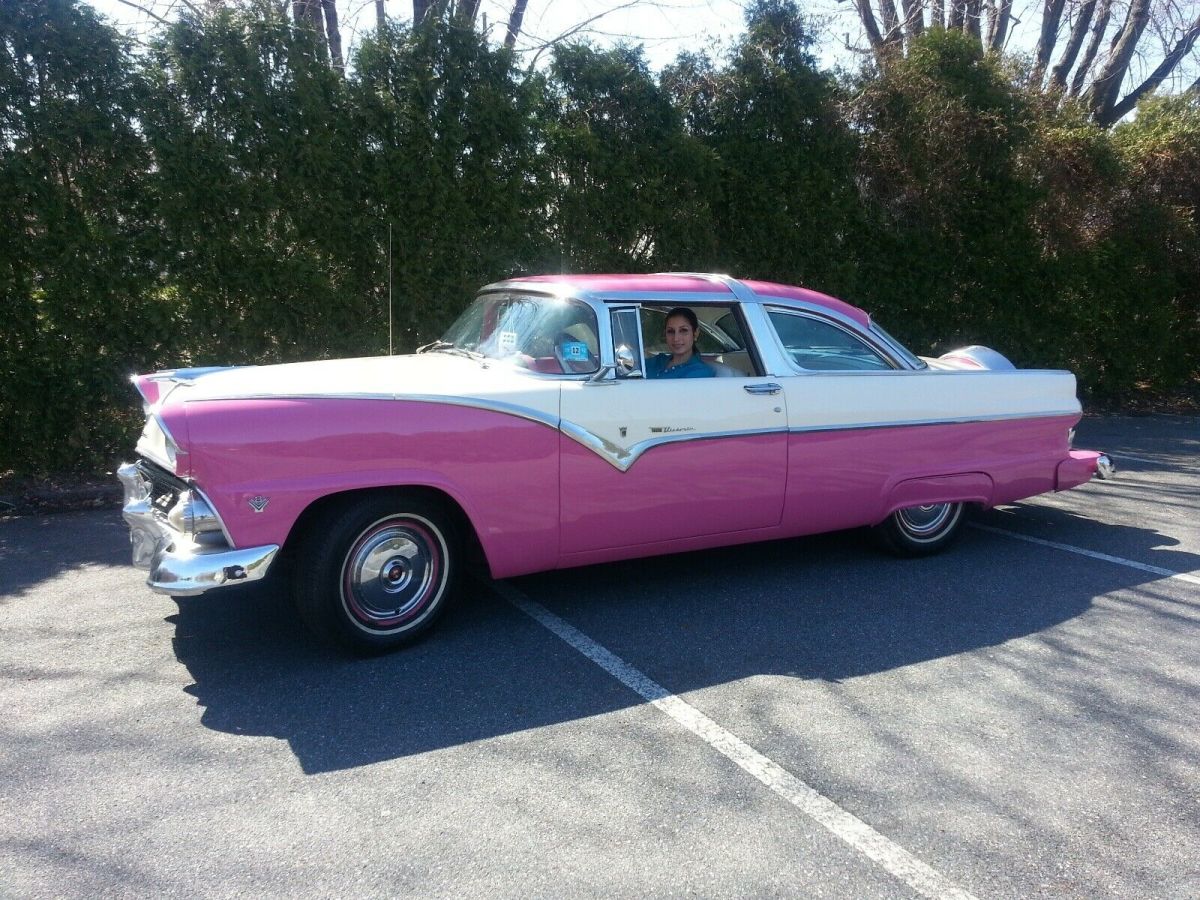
left=744, top=383, right=782, bottom=395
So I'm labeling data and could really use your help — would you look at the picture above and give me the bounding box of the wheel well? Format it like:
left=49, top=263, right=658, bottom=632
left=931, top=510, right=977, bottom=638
left=282, top=486, right=491, bottom=577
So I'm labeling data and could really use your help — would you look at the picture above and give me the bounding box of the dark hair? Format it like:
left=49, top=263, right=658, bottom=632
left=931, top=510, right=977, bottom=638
left=664, top=307, right=699, bottom=331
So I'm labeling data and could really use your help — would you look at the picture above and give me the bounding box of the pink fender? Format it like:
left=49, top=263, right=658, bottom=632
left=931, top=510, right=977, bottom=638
left=181, top=398, right=562, bottom=579
left=881, top=473, right=995, bottom=521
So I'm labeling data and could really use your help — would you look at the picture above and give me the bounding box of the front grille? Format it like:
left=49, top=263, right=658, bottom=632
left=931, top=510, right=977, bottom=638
left=137, top=458, right=189, bottom=518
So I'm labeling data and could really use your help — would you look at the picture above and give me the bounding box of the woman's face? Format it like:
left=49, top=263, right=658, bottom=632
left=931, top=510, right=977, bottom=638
left=664, top=315, right=697, bottom=359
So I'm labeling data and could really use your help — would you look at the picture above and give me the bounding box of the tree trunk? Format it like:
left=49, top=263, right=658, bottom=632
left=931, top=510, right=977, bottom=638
left=504, top=0, right=528, bottom=49
left=899, top=0, right=925, bottom=40
left=413, top=0, right=430, bottom=25
left=1084, top=0, right=1151, bottom=122
left=1068, top=0, right=1112, bottom=96
left=293, top=0, right=329, bottom=63
left=1032, top=0, right=1067, bottom=84
left=376, top=0, right=385, bottom=32
left=948, top=0, right=965, bottom=31
left=876, top=0, right=904, bottom=45
left=855, top=0, right=887, bottom=53
left=963, top=0, right=982, bottom=38
left=988, top=0, right=1013, bottom=49
left=458, top=0, right=482, bottom=25
left=323, top=0, right=343, bottom=71
left=1048, top=0, right=1097, bottom=91
left=931, top=0, right=945, bottom=30
left=1102, top=14, right=1200, bottom=124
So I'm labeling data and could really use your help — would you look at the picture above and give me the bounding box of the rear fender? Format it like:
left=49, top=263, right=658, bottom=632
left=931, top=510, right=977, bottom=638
left=880, top=472, right=994, bottom=523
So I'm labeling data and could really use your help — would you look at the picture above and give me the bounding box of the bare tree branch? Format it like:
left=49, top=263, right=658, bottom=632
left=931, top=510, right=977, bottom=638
left=113, top=0, right=171, bottom=25
left=1104, top=13, right=1200, bottom=122
left=899, top=0, right=925, bottom=41
left=504, top=0, right=529, bottom=49
left=930, top=0, right=945, bottom=30
left=1085, top=0, right=1151, bottom=121
left=989, top=0, right=1013, bottom=50
left=1068, top=0, right=1113, bottom=96
left=876, top=0, right=905, bottom=45
left=1032, top=0, right=1067, bottom=83
left=854, top=0, right=888, bottom=52
left=1048, top=0, right=1098, bottom=91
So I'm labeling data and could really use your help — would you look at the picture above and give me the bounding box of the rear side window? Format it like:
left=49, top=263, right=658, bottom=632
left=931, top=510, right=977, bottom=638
left=768, top=310, right=894, bottom=372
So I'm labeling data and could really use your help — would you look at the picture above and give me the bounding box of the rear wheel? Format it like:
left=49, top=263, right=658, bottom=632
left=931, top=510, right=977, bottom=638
left=292, top=493, right=459, bottom=653
left=873, top=502, right=965, bottom=557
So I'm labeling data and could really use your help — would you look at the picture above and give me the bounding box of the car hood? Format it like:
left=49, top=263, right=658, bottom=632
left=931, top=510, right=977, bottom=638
left=134, top=353, right=559, bottom=410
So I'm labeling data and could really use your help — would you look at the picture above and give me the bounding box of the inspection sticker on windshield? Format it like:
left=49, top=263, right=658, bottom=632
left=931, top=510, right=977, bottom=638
left=498, top=330, right=518, bottom=354
left=562, top=341, right=588, bottom=361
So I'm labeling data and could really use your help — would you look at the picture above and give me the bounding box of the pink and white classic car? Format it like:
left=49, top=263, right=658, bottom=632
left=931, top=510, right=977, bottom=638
left=118, top=274, right=1112, bottom=652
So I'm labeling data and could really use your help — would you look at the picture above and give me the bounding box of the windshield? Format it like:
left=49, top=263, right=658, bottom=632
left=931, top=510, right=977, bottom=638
left=437, top=292, right=600, bottom=375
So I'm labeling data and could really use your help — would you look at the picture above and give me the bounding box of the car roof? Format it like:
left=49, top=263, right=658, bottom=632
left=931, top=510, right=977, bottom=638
left=490, top=273, right=871, bottom=329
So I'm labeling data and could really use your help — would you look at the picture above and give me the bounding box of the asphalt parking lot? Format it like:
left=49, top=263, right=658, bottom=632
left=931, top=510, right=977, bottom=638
left=2, top=415, right=1197, bottom=899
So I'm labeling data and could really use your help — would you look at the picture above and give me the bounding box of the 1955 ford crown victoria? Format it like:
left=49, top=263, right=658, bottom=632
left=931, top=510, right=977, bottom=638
left=118, top=273, right=1112, bottom=652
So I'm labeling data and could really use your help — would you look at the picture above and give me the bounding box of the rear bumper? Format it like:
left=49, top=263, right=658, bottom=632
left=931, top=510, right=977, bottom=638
left=1056, top=450, right=1114, bottom=491
left=117, top=462, right=279, bottom=597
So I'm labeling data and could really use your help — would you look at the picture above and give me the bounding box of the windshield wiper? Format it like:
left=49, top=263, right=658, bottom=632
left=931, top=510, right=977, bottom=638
left=416, top=339, right=454, bottom=353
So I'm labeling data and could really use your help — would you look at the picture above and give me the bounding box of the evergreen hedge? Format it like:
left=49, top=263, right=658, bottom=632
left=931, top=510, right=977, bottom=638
left=1, top=0, right=1196, bottom=475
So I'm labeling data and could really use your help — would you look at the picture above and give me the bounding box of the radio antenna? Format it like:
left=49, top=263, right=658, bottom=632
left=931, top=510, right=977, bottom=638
left=388, top=222, right=393, bottom=356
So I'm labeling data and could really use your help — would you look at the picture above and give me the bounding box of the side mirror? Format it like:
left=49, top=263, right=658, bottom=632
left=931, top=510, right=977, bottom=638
left=615, top=344, right=642, bottom=378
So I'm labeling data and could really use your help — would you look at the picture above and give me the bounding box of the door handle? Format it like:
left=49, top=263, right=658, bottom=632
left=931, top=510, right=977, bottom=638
left=744, top=383, right=782, bottom=395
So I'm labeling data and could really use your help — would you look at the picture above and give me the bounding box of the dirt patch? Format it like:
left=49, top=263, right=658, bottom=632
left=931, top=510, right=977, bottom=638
left=0, top=472, right=123, bottom=518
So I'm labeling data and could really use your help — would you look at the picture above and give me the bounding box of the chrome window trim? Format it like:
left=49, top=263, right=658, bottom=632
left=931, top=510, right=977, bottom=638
left=764, top=305, right=903, bottom=373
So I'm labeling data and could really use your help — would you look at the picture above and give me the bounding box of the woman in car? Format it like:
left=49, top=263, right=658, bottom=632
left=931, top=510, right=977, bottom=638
left=645, top=307, right=716, bottom=379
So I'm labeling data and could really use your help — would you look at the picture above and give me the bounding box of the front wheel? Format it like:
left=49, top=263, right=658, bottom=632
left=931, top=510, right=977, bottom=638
left=292, top=493, right=459, bottom=653
left=873, top=501, right=966, bottom=557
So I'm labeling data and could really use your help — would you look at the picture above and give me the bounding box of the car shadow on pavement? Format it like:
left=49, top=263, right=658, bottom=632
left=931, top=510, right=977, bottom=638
left=170, top=514, right=1195, bottom=775
left=0, top=512, right=130, bottom=599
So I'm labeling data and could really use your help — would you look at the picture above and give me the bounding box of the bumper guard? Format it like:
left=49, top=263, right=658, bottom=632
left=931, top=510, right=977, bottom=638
left=117, top=462, right=279, bottom=597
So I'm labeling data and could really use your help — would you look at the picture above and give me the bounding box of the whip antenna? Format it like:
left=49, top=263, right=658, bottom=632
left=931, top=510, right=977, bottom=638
left=388, top=222, right=393, bottom=356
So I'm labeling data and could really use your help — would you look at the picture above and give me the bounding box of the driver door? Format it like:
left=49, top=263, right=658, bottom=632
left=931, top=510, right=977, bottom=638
left=557, top=308, right=787, bottom=555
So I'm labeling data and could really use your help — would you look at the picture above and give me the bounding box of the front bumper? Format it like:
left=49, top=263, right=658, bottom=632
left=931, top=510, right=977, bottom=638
left=117, top=462, right=279, bottom=597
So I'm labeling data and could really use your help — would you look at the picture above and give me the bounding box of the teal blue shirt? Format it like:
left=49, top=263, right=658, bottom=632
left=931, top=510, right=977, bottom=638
left=646, top=352, right=716, bottom=379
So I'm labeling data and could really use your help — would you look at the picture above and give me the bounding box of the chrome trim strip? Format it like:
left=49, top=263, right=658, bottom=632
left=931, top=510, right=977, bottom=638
left=672, top=273, right=760, bottom=303
left=787, top=410, right=1080, bottom=435
left=560, top=425, right=787, bottom=472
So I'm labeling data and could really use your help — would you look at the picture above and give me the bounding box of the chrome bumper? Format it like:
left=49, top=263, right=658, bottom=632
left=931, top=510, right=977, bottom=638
left=117, top=462, right=279, bottom=597
left=1095, top=453, right=1114, bottom=480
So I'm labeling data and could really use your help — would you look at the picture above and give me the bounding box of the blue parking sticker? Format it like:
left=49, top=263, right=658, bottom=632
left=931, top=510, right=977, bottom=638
left=562, top=341, right=589, bottom=361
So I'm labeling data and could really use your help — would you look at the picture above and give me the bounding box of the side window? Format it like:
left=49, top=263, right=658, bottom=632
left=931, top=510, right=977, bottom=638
left=768, top=310, right=894, bottom=372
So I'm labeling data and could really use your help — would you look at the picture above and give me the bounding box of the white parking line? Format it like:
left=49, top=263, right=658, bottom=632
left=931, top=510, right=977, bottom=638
left=492, top=580, right=979, bottom=900
left=971, top=524, right=1200, bottom=586
left=1109, top=453, right=1160, bottom=465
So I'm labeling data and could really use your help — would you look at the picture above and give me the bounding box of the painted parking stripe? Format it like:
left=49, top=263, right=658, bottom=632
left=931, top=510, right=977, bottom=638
left=972, top=524, right=1200, bottom=586
left=1109, top=453, right=1164, bottom=465
left=492, top=580, right=979, bottom=900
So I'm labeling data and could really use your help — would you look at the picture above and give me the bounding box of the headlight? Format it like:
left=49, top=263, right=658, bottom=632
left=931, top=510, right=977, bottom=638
left=135, top=415, right=178, bottom=470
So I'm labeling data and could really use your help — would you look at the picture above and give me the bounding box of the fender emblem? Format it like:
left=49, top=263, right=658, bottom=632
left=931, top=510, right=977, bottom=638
left=247, top=496, right=270, bottom=513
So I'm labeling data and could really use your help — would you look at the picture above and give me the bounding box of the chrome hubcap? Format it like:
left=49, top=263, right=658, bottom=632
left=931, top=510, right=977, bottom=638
left=343, top=520, right=441, bottom=628
left=896, top=502, right=957, bottom=540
